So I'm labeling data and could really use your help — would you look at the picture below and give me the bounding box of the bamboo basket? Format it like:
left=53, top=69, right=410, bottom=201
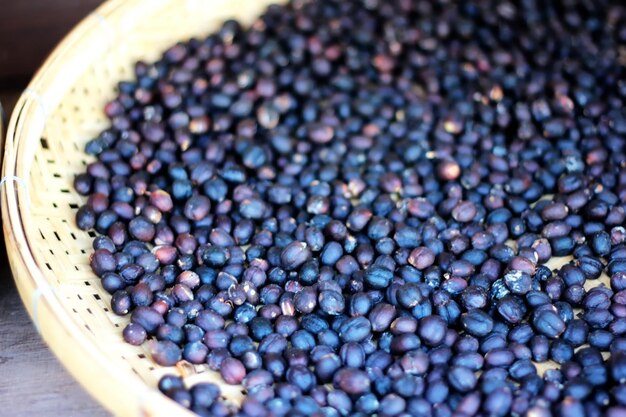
left=1, top=1, right=286, bottom=416
left=2, top=0, right=618, bottom=416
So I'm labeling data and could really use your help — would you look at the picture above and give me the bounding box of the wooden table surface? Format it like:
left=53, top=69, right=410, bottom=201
left=0, top=91, right=111, bottom=417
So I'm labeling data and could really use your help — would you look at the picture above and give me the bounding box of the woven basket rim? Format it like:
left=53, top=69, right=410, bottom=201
left=1, top=1, right=205, bottom=415
left=2, top=1, right=614, bottom=416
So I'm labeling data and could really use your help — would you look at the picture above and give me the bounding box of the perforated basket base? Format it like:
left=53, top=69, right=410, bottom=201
left=2, top=1, right=283, bottom=416
left=2, top=1, right=616, bottom=417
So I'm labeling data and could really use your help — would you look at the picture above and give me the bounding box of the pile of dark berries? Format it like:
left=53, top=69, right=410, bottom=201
left=75, top=0, right=626, bottom=415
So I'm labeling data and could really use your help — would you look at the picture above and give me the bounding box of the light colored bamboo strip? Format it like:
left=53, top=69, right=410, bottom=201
left=2, top=1, right=285, bottom=416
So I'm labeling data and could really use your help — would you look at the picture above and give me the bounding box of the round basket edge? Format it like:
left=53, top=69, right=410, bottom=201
left=1, top=1, right=199, bottom=416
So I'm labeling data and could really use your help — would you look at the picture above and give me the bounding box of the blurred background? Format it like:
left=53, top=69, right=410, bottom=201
left=0, top=2, right=110, bottom=416
left=0, top=0, right=105, bottom=113
left=0, top=1, right=104, bottom=84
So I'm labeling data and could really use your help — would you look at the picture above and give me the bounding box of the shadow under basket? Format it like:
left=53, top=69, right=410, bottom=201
left=2, top=1, right=284, bottom=416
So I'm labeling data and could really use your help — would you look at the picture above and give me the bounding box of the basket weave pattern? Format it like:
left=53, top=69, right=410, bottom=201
left=2, top=1, right=284, bottom=416
left=2, top=1, right=616, bottom=416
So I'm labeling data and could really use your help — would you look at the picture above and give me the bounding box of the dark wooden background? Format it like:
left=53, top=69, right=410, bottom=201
left=0, top=1, right=110, bottom=415
left=0, top=0, right=105, bottom=84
